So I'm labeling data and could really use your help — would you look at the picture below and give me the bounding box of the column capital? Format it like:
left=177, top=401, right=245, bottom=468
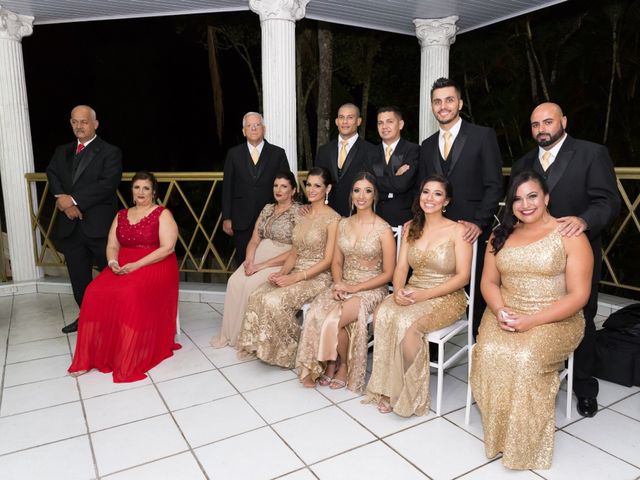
left=414, top=16, right=458, bottom=47
left=249, top=0, right=308, bottom=22
left=0, top=7, right=34, bottom=41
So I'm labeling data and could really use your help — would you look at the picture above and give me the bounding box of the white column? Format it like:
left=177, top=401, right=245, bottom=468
left=0, top=7, right=40, bottom=282
left=250, top=0, right=308, bottom=176
left=414, top=16, right=458, bottom=142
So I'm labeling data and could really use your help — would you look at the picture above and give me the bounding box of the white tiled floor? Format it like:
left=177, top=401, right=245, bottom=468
left=1, top=292, right=639, bottom=479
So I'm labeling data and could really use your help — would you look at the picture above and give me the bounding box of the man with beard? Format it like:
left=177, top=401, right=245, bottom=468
left=418, top=78, right=503, bottom=334
left=511, top=102, right=620, bottom=418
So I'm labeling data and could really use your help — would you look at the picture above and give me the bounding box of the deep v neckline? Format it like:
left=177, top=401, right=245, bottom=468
left=344, top=218, right=376, bottom=249
left=126, top=206, right=160, bottom=226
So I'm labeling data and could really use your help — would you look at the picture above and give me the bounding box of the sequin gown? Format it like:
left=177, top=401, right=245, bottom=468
left=470, top=230, right=584, bottom=470
left=212, top=203, right=298, bottom=348
left=237, top=208, right=341, bottom=368
left=296, top=218, right=390, bottom=392
left=69, top=207, right=180, bottom=382
left=365, top=240, right=467, bottom=416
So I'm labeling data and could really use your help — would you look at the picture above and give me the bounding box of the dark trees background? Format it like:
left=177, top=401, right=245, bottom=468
left=22, top=0, right=639, bottom=172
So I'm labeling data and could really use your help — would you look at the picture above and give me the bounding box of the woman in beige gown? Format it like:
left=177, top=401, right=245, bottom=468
left=365, top=175, right=472, bottom=416
left=296, top=172, right=396, bottom=392
left=211, top=172, right=299, bottom=349
left=237, top=167, right=340, bottom=368
left=470, top=170, right=593, bottom=470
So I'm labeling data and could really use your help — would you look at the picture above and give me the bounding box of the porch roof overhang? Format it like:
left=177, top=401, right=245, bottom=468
left=2, top=0, right=566, bottom=34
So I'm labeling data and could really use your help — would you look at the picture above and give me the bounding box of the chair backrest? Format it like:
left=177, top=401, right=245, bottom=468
left=467, top=240, right=479, bottom=348
left=391, top=225, right=403, bottom=260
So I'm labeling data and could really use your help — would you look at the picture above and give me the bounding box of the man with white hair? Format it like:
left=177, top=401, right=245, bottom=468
left=222, top=112, right=290, bottom=264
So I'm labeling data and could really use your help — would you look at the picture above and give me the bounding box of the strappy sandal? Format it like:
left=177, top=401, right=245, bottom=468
left=377, top=401, right=393, bottom=414
left=318, top=374, right=332, bottom=387
left=329, top=378, right=346, bottom=390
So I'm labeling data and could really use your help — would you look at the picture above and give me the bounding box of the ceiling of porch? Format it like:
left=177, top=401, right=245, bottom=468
left=2, top=0, right=567, bottom=34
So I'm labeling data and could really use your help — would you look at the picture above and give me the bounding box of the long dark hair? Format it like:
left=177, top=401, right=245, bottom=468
left=131, top=170, right=158, bottom=202
left=350, top=171, right=378, bottom=214
left=491, top=170, right=549, bottom=253
left=408, top=174, right=452, bottom=241
left=273, top=170, right=299, bottom=203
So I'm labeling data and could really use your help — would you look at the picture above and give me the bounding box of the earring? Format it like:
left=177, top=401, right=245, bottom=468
left=325, top=192, right=329, bottom=205
left=442, top=206, right=447, bottom=213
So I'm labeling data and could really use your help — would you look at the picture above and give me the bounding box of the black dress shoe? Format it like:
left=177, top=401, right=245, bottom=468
left=62, top=319, right=79, bottom=334
left=577, top=396, right=598, bottom=417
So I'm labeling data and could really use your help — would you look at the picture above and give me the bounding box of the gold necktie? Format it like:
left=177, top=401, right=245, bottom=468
left=443, top=131, right=452, bottom=160
left=385, top=145, right=393, bottom=164
left=338, top=140, right=348, bottom=169
left=251, top=146, right=259, bottom=165
left=541, top=151, right=551, bottom=171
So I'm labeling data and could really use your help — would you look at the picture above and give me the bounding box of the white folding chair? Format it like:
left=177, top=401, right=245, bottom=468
left=464, top=322, right=575, bottom=424
left=175, top=311, right=181, bottom=340
left=426, top=240, right=478, bottom=416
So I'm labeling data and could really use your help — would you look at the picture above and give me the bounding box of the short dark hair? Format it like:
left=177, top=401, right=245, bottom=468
left=131, top=170, right=158, bottom=201
left=307, top=166, right=333, bottom=187
left=377, top=105, right=403, bottom=121
left=430, top=77, right=462, bottom=100
left=274, top=170, right=300, bottom=203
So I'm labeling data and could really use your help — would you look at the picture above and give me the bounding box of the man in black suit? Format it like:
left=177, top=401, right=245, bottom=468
left=222, top=112, right=289, bottom=264
left=419, top=78, right=503, bottom=332
left=46, top=105, right=123, bottom=334
left=316, top=103, right=373, bottom=217
left=367, top=106, right=419, bottom=227
left=512, top=102, right=620, bottom=418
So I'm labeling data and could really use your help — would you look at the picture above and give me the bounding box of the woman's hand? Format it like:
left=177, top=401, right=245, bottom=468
left=243, top=259, right=257, bottom=276
left=332, top=282, right=354, bottom=301
left=393, top=288, right=415, bottom=306
left=109, top=260, right=121, bottom=274
left=117, top=262, right=140, bottom=275
left=272, top=272, right=301, bottom=288
left=497, top=308, right=536, bottom=333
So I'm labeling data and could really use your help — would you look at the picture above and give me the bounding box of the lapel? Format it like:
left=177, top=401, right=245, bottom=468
left=255, top=141, right=270, bottom=181
left=546, top=135, right=575, bottom=193
left=389, top=138, right=406, bottom=173
left=328, top=139, right=340, bottom=182
left=341, top=136, right=360, bottom=176
left=426, top=134, right=443, bottom=175
left=447, top=120, right=468, bottom=175
left=73, top=138, right=100, bottom=184
left=371, top=143, right=386, bottom=177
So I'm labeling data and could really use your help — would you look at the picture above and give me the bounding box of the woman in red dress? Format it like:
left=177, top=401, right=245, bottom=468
left=68, top=171, right=181, bottom=382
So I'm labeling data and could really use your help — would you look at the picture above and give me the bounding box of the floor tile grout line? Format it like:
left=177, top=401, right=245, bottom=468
left=4, top=351, right=72, bottom=367
left=97, top=450, right=193, bottom=479
left=559, top=428, right=640, bottom=470
left=0, top=295, right=15, bottom=410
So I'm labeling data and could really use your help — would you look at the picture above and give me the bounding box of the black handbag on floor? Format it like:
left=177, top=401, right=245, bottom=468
left=594, top=304, right=640, bottom=387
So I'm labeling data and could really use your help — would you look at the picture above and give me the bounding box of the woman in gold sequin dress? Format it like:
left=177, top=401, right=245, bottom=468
left=296, top=173, right=396, bottom=392
left=365, top=175, right=472, bottom=416
left=237, top=167, right=340, bottom=368
left=470, top=170, right=593, bottom=469
left=211, top=172, right=299, bottom=349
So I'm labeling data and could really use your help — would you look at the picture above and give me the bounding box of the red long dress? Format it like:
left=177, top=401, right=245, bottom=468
left=68, top=206, right=181, bottom=382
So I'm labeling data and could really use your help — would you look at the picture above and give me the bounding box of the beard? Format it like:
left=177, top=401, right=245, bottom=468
left=535, top=126, right=565, bottom=147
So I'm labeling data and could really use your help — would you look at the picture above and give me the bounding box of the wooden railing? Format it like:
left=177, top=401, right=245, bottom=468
left=21, top=169, right=640, bottom=297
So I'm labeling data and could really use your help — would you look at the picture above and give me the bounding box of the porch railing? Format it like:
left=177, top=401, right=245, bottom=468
left=20, top=168, right=640, bottom=297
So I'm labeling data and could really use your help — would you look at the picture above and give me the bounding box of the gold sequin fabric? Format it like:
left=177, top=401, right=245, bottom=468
left=237, top=209, right=341, bottom=368
left=257, top=203, right=300, bottom=245
left=365, top=240, right=467, bottom=416
left=296, top=218, right=391, bottom=392
left=470, top=230, right=584, bottom=470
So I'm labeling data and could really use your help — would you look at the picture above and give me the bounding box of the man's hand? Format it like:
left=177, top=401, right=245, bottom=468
left=64, top=205, right=83, bottom=220
left=55, top=194, right=75, bottom=211
left=556, top=216, right=587, bottom=237
left=222, top=219, right=233, bottom=236
left=395, top=164, right=410, bottom=176
left=457, top=220, right=481, bottom=243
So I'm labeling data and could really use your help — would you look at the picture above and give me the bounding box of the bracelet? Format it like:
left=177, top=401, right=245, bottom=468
left=303, top=270, right=308, bottom=281
left=108, top=259, right=118, bottom=267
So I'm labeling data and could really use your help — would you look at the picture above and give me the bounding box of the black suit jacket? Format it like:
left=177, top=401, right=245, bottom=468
left=419, top=120, right=503, bottom=231
left=512, top=135, right=620, bottom=280
left=46, top=136, right=123, bottom=240
left=222, top=140, right=290, bottom=231
left=316, top=136, right=373, bottom=217
left=366, top=138, right=419, bottom=226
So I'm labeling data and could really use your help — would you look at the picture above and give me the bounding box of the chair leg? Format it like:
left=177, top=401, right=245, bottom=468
left=465, top=343, right=475, bottom=425
left=175, top=311, right=181, bottom=340
left=435, top=342, right=445, bottom=416
left=566, top=352, right=574, bottom=419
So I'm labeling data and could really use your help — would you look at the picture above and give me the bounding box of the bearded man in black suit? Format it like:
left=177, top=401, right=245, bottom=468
left=46, top=105, right=123, bottom=334
left=511, top=102, right=620, bottom=418
left=366, top=106, right=419, bottom=227
left=222, top=112, right=290, bottom=264
left=315, top=103, right=373, bottom=217
left=418, top=78, right=503, bottom=332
